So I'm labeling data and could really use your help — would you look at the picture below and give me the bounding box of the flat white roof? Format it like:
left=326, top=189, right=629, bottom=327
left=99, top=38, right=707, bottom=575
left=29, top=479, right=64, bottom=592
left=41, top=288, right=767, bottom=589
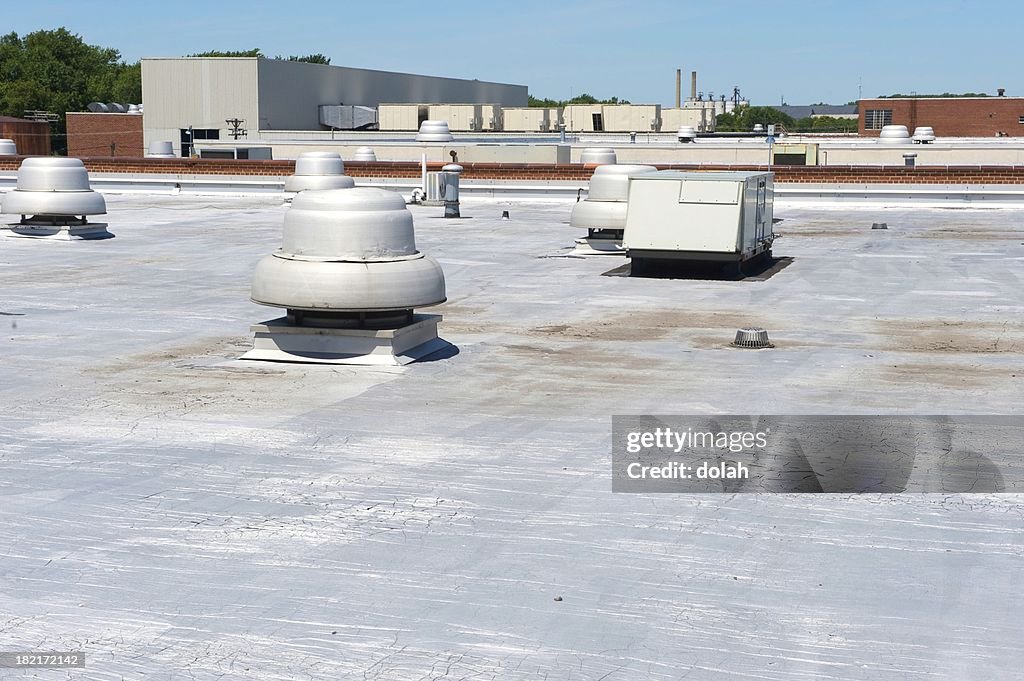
left=1, top=194, right=1022, bottom=677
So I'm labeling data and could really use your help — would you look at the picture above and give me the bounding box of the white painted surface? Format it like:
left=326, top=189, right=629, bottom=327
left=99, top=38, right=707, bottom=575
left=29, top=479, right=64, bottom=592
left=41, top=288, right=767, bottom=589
left=1, top=196, right=1023, bottom=677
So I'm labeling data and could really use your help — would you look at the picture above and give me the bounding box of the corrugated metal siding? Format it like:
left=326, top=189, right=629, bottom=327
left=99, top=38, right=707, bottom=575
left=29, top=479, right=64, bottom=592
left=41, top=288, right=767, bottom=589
left=141, top=59, right=260, bottom=146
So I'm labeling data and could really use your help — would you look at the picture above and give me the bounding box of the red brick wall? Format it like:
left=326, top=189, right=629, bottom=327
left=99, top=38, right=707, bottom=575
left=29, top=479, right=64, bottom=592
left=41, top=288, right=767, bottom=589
left=0, top=117, right=51, bottom=155
left=66, top=113, right=144, bottom=158
left=859, top=98, right=1024, bottom=137
left=4, top=157, right=1024, bottom=184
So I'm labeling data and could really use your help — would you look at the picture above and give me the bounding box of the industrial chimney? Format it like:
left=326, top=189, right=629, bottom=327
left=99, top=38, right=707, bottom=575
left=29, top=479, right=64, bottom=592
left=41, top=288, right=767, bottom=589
left=675, top=69, right=682, bottom=109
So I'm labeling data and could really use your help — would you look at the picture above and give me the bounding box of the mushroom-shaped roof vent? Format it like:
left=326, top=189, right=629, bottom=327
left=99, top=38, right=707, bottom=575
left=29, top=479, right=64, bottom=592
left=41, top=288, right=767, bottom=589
left=284, top=152, right=355, bottom=192
left=353, top=147, right=377, bottom=161
left=1, top=158, right=106, bottom=217
left=146, top=141, right=176, bottom=158
left=579, top=148, right=617, bottom=165
left=416, top=120, right=453, bottom=142
left=0, top=139, right=17, bottom=155
left=571, top=164, right=657, bottom=231
left=878, top=125, right=912, bottom=144
left=251, top=187, right=445, bottom=312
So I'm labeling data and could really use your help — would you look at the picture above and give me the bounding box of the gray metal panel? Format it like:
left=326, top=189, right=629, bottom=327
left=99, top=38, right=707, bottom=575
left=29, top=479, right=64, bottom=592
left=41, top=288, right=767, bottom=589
left=256, top=58, right=527, bottom=130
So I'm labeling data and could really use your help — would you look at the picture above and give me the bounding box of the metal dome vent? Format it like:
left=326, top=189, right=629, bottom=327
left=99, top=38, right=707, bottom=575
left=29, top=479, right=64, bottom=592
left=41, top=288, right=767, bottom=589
left=677, top=126, right=697, bottom=143
left=571, top=164, right=657, bottom=255
left=0, top=139, right=17, bottom=155
left=416, top=120, right=453, bottom=142
left=146, top=141, right=176, bottom=158
left=244, top=187, right=451, bottom=365
left=878, top=125, right=911, bottom=145
left=1, top=158, right=112, bottom=240
left=912, top=126, right=935, bottom=143
left=283, top=152, right=355, bottom=194
left=353, top=147, right=377, bottom=162
left=732, top=328, right=774, bottom=349
left=579, top=148, right=617, bottom=165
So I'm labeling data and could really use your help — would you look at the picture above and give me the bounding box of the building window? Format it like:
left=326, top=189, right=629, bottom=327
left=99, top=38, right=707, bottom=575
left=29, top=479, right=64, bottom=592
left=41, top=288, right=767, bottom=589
left=1019, top=115, right=1024, bottom=124
left=864, top=109, right=893, bottom=130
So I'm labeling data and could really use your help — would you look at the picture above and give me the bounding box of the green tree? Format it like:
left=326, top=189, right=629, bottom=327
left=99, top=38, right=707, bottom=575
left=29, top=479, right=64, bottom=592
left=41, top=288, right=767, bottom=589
left=187, top=49, right=263, bottom=57
left=715, top=105, right=795, bottom=132
left=274, top=53, right=331, bottom=65
left=528, top=93, right=631, bottom=107
left=0, top=28, right=141, bottom=153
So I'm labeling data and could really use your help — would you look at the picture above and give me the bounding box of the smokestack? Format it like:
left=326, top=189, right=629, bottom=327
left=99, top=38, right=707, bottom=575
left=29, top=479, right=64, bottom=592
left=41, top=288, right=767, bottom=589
left=690, top=71, right=697, bottom=100
left=675, top=69, right=681, bottom=109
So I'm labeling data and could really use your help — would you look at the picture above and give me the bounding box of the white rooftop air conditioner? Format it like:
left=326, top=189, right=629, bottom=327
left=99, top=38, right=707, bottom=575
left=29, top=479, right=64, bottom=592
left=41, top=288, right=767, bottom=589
left=623, top=171, right=774, bottom=270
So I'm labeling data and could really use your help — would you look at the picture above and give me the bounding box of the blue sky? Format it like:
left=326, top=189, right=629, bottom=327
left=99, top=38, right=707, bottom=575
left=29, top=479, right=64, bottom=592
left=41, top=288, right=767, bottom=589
left=4, top=0, right=1018, bottom=105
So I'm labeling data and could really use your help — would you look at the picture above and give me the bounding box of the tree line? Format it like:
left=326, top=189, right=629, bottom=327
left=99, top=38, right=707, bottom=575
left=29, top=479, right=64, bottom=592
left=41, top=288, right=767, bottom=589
left=715, top=106, right=859, bottom=133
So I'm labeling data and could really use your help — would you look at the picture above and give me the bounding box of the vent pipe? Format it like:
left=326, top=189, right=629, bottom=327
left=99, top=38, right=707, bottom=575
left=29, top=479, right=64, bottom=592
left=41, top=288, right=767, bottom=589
left=1, top=158, right=111, bottom=239
left=690, top=71, right=697, bottom=100
left=675, top=69, right=681, bottom=109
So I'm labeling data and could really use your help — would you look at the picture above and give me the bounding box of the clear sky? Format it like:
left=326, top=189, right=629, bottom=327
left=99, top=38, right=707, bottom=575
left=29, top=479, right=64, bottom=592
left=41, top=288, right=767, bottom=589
left=4, top=0, right=1019, bottom=105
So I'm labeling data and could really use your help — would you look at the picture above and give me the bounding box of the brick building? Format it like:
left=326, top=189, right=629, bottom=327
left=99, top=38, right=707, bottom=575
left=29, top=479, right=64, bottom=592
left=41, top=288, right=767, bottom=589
left=66, top=112, right=144, bottom=157
left=859, top=96, right=1024, bottom=137
left=0, top=116, right=52, bottom=155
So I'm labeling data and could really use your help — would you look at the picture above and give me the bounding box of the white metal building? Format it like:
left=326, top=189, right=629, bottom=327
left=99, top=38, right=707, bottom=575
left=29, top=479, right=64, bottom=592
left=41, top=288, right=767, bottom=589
left=141, top=57, right=528, bottom=154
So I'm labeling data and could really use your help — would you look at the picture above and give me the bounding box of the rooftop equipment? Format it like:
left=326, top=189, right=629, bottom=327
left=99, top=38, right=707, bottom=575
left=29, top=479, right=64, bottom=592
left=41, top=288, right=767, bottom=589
left=146, top=141, right=176, bottom=158
left=441, top=164, right=463, bottom=218
left=127, top=104, right=142, bottom=114
left=197, top=146, right=272, bottom=160
left=623, top=170, right=774, bottom=272
left=570, top=164, right=657, bottom=255
left=244, top=187, right=450, bottom=365
left=416, top=120, right=454, bottom=142
left=579, top=148, right=617, bottom=165
left=677, top=126, right=697, bottom=143
left=0, top=139, right=17, bottom=155
left=1, top=158, right=112, bottom=240
left=353, top=147, right=377, bottom=162
left=912, top=126, right=936, bottom=143
left=878, top=125, right=912, bottom=145
left=732, top=328, right=773, bottom=349
left=283, top=152, right=355, bottom=194
left=318, top=105, right=378, bottom=130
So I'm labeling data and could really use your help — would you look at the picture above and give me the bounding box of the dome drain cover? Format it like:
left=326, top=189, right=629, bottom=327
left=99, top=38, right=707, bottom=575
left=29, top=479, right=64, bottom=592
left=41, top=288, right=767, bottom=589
left=732, top=327, right=774, bottom=349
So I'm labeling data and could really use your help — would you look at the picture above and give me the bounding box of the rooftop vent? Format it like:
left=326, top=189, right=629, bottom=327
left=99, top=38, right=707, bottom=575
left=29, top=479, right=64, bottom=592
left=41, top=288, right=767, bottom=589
left=0, top=139, right=16, bottom=155
left=878, top=125, right=912, bottom=145
left=732, top=327, right=773, bottom=349
left=872, top=222, right=888, bottom=230
left=146, top=141, right=176, bottom=158
left=127, top=104, right=142, bottom=115
left=353, top=146, right=377, bottom=162
left=677, top=126, right=697, bottom=143
left=752, top=123, right=764, bottom=133
left=244, top=187, right=450, bottom=365
left=579, top=148, right=617, bottom=165
left=1, top=158, right=112, bottom=240
left=416, top=120, right=453, bottom=142
left=283, top=152, right=355, bottom=194
left=912, top=126, right=935, bottom=143
left=571, top=164, right=657, bottom=255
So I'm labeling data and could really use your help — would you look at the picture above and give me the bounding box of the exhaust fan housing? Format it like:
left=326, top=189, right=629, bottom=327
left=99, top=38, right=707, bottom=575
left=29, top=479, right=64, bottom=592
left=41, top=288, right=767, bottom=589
left=571, top=164, right=657, bottom=254
left=579, top=148, right=617, bottom=165
left=284, top=152, right=356, bottom=193
left=245, top=187, right=450, bottom=365
left=1, top=157, right=112, bottom=240
left=416, top=120, right=454, bottom=142
left=0, top=139, right=17, bottom=155
left=353, top=147, right=377, bottom=161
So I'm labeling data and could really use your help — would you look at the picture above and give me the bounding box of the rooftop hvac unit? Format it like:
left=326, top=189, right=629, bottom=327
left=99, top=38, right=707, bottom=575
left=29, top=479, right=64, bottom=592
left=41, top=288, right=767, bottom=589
left=623, top=171, right=775, bottom=268
left=318, top=105, right=378, bottom=130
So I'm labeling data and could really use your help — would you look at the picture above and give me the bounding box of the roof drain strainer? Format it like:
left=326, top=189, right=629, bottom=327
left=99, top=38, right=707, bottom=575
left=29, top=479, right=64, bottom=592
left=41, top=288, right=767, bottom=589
left=1, top=158, right=112, bottom=240
left=283, top=152, right=355, bottom=199
left=570, top=164, right=657, bottom=255
left=243, top=187, right=451, bottom=366
left=732, top=328, right=774, bottom=349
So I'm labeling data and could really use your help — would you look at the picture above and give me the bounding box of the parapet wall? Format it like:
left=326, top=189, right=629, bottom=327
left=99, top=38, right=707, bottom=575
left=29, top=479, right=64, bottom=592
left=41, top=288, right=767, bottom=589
left=4, top=157, right=1024, bottom=184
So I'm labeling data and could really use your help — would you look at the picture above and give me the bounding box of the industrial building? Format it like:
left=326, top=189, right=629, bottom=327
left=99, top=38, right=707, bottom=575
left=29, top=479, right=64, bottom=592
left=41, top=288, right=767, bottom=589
left=66, top=111, right=143, bottom=157
left=858, top=95, right=1024, bottom=137
left=140, top=57, right=528, bottom=154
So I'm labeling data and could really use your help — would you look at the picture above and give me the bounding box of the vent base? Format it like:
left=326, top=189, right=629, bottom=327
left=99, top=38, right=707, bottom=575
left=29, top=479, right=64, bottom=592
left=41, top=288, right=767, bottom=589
left=242, top=313, right=450, bottom=366
left=6, top=220, right=113, bottom=240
